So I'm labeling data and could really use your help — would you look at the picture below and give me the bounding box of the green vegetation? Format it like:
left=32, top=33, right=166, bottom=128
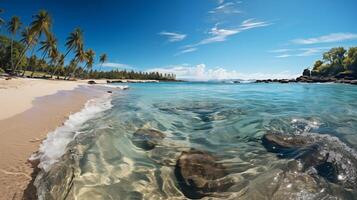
left=86, top=70, right=176, bottom=80
left=302, top=47, right=357, bottom=79
left=0, top=9, right=176, bottom=81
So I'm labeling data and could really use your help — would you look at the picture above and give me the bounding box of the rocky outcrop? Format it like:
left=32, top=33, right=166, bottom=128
left=261, top=133, right=357, bottom=188
left=175, top=149, right=233, bottom=199
left=131, top=129, right=166, bottom=150
left=87, top=80, right=96, bottom=84
left=255, top=76, right=357, bottom=85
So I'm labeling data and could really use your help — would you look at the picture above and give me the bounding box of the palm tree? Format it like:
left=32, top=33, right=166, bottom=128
left=65, top=59, right=77, bottom=79
left=0, top=9, right=5, bottom=28
left=7, top=16, right=22, bottom=72
left=65, top=28, right=83, bottom=57
left=20, top=27, right=38, bottom=76
left=49, top=28, right=83, bottom=79
left=20, top=27, right=38, bottom=47
left=99, top=53, right=107, bottom=71
left=38, top=33, right=57, bottom=61
left=29, top=10, right=52, bottom=38
left=51, top=53, right=64, bottom=78
left=13, top=10, right=52, bottom=74
left=48, top=47, right=59, bottom=76
left=85, top=49, right=95, bottom=71
left=39, top=34, right=58, bottom=77
left=28, top=55, right=38, bottom=78
left=70, top=47, right=86, bottom=79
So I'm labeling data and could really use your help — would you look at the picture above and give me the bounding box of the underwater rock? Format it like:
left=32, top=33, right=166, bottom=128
left=132, top=129, right=165, bottom=150
left=261, top=133, right=314, bottom=158
left=261, top=133, right=357, bottom=189
left=34, top=150, right=77, bottom=200
left=175, top=149, right=232, bottom=199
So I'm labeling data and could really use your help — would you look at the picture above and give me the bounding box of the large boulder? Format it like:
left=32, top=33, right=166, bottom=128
left=261, top=133, right=357, bottom=188
left=175, top=149, right=233, bottom=199
left=131, top=129, right=165, bottom=150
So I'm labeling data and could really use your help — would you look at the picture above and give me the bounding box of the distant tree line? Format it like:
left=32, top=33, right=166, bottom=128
left=87, top=70, right=176, bottom=80
left=0, top=9, right=176, bottom=81
left=302, top=47, right=357, bottom=78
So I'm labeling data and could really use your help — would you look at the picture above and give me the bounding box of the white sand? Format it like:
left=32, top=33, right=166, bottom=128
left=0, top=78, right=85, bottom=120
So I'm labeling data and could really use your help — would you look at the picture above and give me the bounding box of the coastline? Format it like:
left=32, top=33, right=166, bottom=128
left=254, top=76, right=357, bottom=85
left=0, top=78, right=105, bottom=200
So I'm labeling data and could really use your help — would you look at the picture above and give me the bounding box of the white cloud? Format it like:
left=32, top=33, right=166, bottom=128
left=271, top=47, right=331, bottom=58
left=269, top=49, right=291, bottom=53
left=102, top=62, right=130, bottom=68
left=240, top=18, right=272, bottom=30
left=276, top=54, right=292, bottom=58
left=147, top=64, right=298, bottom=81
left=175, top=47, right=197, bottom=56
left=209, top=2, right=241, bottom=14
left=159, top=31, right=187, bottom=42
left=198, top=25, right=241, bottom=45
left=179, top=19, right=271, bottom=55
left=292, top=33, right=357, bottom=45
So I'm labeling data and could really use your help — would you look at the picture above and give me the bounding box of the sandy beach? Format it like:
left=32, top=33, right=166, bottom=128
left=0, top=78, right=103, bottom=200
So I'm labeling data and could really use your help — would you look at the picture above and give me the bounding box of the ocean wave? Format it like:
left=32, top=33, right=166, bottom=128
left=30, top=94, right=113, bottom=172
left=101, top=84, right=129, bottom=90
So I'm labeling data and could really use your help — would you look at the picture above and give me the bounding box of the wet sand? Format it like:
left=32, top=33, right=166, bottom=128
left=0, top=80, right=104, bottom=200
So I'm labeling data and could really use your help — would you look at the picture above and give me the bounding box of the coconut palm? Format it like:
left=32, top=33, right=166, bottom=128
left=7, top=16, right=22, bottom=71
left=65, top=28, right=83, bottom=57
left=20, top=27, right=38, bottom=76
left=20, top=27, right=38, bottom=47
left=85, top=49, right=95, bottom=71
left=0, top=9, right=5, bottom=28
left=28, top=55, right=38, bottom=78
left=38, top=33, right=57, bottom=60
left=65, top=58, right=78, bottom=79
left=48, top=47, right=59, bottom=75
left=99, top=53, right=107, bottom=71
left=13, top=10, right=52, bottom=74
left=29, top=10, right=52, bottom=37
left=65, top=47, right=85, bottom=79
left=49, top=28, right=83, bottom=79
left=51, top=53, right=64, bottom=78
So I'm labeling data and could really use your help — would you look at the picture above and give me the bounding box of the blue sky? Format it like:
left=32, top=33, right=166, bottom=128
left=2, top=0, right=357, bottom=80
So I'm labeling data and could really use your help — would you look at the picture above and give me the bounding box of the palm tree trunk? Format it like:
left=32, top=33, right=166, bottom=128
left=22, top=47, right=35, bottom=77
left=51, top=47, right=73, bottom=79
left=21, top=69, right=26, bottom=77
left=30, top=65, right=36, bottom=78
left=10, top=37, right=13, bottom=71
left=13, top=33, right=37, bottom=74
left=68, top=60, right=80, bottom=80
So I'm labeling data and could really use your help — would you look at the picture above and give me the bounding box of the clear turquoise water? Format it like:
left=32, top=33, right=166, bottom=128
left=36, top=83, right=357, bottom=199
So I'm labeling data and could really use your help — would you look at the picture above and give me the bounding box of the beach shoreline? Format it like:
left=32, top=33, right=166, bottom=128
left=0, top=78, right=105, bottom=200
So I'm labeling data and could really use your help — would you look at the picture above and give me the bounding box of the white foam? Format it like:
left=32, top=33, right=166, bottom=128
left=30, top=94, right=113, bottom=171
left=102, top=84, right=129, bottom=90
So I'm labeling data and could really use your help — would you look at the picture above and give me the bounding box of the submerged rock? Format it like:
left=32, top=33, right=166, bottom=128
left=131, top=129, right=165, bottom=150
left=34, top=150, right=77, bottom=200
left=261, top=133, right=314, bottom=159
left=261, top=133, right=357, bottom=189
left=175, top=149, right=232, bottom=199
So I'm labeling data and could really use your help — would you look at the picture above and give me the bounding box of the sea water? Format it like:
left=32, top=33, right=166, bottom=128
left=34, top=82, right=357, bottom=199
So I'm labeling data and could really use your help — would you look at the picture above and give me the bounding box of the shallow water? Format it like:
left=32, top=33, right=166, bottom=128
left=35, top=82, right=357, bottom=199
